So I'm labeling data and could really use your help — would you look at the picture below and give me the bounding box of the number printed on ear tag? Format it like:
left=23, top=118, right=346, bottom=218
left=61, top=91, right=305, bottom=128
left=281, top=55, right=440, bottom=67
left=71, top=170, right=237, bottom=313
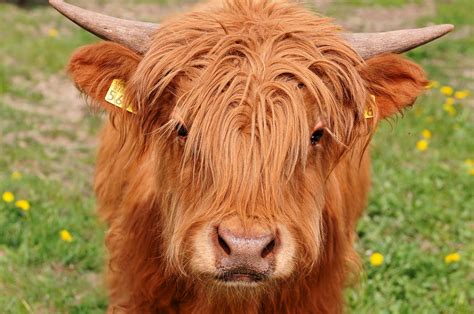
left=364, top=94, right=376, bottom=119
left=105, top=79, right=135, bottom=113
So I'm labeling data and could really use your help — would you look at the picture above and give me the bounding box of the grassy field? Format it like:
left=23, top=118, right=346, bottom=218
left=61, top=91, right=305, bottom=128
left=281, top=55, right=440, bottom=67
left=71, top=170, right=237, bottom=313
left=0, top=0, right=472, bottom=313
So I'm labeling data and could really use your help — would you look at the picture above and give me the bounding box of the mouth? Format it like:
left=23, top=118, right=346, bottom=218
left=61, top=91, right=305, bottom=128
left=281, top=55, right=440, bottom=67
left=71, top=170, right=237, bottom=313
left=215, top=268, right=268, bottom=284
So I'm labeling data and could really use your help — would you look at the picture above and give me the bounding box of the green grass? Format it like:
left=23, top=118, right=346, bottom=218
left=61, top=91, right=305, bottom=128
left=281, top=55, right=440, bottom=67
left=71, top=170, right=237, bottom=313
left=1, top=0, right=473, bottom=312
left=349, top=88, right=473, bottom=312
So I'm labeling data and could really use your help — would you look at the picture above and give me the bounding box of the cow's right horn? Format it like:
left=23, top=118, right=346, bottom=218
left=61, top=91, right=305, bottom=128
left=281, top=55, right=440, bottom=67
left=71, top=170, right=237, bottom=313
left=49, top=0, right=158, bottom=54
left=344, top=24, right=454, bottom=60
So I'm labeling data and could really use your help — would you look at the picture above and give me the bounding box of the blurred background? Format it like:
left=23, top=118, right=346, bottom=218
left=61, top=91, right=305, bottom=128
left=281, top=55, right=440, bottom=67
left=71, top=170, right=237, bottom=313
left=0, top=0, right=472, bottom=313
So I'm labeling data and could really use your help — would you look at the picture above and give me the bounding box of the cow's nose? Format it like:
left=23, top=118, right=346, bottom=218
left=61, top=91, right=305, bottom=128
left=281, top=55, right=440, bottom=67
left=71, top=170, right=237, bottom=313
left=217, top=226, right=277, bottom=259
left=213, top=218, right=278, bottom=280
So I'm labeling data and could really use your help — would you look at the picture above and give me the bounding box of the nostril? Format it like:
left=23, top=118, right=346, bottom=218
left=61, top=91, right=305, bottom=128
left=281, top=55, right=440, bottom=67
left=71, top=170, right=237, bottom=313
left=261, top=238, right=276, bottom=258
left=218, top=234, right=231, bottom=255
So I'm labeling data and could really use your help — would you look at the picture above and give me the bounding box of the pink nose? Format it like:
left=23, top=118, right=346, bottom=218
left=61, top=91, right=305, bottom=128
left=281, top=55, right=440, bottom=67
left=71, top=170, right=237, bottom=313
left=213, top=218, right=278, bottom=281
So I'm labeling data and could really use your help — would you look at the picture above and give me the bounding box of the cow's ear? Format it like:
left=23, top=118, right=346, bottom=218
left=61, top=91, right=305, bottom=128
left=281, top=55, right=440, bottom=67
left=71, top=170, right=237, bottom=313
left=359, top=54, right=428, bottom=119
left=67, top=42, right=141, bottom=112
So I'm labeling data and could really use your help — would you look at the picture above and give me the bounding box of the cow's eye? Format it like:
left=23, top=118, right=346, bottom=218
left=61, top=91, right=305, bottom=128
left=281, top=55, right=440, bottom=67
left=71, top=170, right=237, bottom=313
left=311, top=128, right=324, bottom=145
left=176, top=124, right=188, bottom=138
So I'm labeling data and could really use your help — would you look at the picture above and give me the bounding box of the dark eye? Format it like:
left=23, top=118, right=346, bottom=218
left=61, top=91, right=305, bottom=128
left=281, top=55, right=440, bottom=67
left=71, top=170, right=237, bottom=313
left=176, top=124, right=188, bottom=138
left=297, top=82, right=305, bottom=89
left=311, top=128, right=324, bottom=145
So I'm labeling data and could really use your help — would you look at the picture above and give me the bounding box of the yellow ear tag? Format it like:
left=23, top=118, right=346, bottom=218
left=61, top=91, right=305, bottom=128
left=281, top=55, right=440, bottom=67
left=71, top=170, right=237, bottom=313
left=105, top=79, right=135, bottom=113
left=364, top=94, right=376, bottom=119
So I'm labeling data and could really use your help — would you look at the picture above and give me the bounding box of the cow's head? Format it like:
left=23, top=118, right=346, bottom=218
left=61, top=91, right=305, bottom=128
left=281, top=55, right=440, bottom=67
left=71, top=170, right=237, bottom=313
left=53, top=0, right=451, bottom=292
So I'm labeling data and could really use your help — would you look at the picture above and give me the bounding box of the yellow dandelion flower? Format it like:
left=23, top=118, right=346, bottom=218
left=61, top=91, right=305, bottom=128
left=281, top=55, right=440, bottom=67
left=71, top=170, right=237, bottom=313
left=11, top=171, right=22, bottom=180
left=2, top=191, right=15, bottom=203
left=440, top=86, right=453, bottom=96
left=443, top=104, right=456, bottom=116
left=60, top=229, right=73, bottom=242
left=444, top=97, right=455, bottom=106
left=15, top=200, right=30, bottom=211
left=465, top=159, right=474, bottom=167
left=454, top=90, right=469, bottom=99
left=469, top=168, right=474, bottom=176
left=370, top=252, right=384, bottom=266
left=416, top=139, right=429, bottom=152
left=422, top=129, right=432, bottom=139
left=444, top=252, right=460, bottom=264
left=48, top=28, right=59, bottom=38
left=425, top=80, right=439, bottom=89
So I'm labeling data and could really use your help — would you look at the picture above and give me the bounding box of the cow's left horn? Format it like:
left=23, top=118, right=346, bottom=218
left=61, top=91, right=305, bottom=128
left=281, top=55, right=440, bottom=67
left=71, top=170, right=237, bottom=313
left=49, top=0, right=158, bottom=54
left=344, top=24, right=454, bottom=60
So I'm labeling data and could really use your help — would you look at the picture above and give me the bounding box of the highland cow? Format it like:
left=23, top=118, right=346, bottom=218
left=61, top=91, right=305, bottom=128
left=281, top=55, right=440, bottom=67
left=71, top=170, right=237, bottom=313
left=50, top=0, right=453, bottom=312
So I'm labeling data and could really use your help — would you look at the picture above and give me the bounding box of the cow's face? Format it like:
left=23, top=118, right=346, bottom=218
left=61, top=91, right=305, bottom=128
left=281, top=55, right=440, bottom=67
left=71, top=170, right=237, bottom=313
left=129, top=11, right=375, bottom=288
left=67, top=2, right=427, bottom=292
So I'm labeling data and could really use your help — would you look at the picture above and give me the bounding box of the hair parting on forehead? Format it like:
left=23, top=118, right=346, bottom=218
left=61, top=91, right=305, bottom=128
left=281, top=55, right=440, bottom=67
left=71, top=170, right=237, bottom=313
left=126, top=0, right=374, bottom=208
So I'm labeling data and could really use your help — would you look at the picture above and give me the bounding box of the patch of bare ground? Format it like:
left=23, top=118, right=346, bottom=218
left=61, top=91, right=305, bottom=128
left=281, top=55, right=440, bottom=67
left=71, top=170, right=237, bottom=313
left=49, top=262, right=104, bottom=304
left=9, top=74, right=87, bottom=124
left=6, top=73, right=96, bottom=138
left=448, top=25, right=473, bottom=40
left=32, top=263, right=103, bottom=312
left=2, top=73, right=99, bottom=185
left=37, top=74, right=91, bottom=123
left=70, top=0, right=194, bottom=22
left=312, top=0, right=334, bottom=12
left=75, top=272, right=105, bottom=303
left=326, top=0, right=437, bottom=32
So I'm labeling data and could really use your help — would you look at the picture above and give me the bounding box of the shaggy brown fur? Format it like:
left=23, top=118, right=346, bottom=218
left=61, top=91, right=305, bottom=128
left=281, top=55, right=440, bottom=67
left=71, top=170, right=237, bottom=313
left=67, top=0, right=427, bottom=313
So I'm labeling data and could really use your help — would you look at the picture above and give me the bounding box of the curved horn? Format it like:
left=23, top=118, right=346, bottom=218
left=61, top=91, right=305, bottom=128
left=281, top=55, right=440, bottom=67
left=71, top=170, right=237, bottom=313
left=344, top=24, right=454, bottom=59
left=49, top=0, right=158, bottom=54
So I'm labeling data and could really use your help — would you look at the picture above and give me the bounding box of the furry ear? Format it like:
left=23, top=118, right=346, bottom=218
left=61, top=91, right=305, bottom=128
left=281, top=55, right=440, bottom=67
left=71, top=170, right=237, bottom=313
left=359, top=54, right=428, bottom=119
left=67, top=42, right=141, bottom=112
